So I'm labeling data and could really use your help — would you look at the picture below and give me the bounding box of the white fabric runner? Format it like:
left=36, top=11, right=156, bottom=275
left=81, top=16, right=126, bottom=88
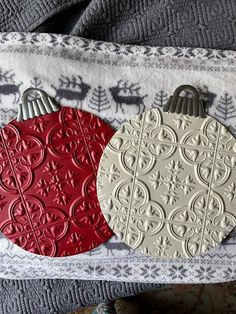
left=0, top=32, right=236, bottom=283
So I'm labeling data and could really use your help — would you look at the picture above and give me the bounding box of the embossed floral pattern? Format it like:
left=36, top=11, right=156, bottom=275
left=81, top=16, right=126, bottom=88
left=174, top=115, right=192, bottom=130
left=97, top=108, right=236, bottom=259
left=149, top=160, right=196, bottom=205
left=153, top=236, right=172, bottom=257
left=225, top=183, right=236, bottom=202
left=0, top=107, right=114, bottom=256
left=99, top=163, right=120, bottom=184
left=36, top=161, right=79, bottom=205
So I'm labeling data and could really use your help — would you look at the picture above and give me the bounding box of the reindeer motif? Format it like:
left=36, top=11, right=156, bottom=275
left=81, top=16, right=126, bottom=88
left=109, top=80, right=147, bottom=114
left=51, top=75, right=91, bottom=109
left=103, top=236, right=134, bottom=256
left=0, top=69, right=21, bottom=104
left=198, top=85, right=217, bottom=112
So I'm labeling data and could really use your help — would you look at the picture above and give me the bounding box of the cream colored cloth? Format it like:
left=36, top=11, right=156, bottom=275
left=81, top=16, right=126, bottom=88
left=0, top=32, right=236, bottom=283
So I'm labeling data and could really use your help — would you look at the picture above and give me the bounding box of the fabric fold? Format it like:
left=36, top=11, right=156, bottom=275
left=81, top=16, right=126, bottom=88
left=1, top=0, right=236, bottom=49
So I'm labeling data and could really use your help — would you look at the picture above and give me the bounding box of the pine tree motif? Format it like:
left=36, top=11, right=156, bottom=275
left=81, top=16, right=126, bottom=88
left=28, top=77, right=43, bottom=101
left=30, top=77, right=42, bottom=89
left=89, top=86, right=110, bottom=112
left=215, top=93, right=236, bottom=120
left=198, top=85, right=217, bottom=113
left=152, top=90, right=168, bottom=108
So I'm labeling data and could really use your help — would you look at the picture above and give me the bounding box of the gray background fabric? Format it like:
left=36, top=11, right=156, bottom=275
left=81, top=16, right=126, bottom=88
left=0, top=279, right=159, bottom=314
left=1, top=0, right=236, bottom=49
left=1, top=0, right=236, bottom=313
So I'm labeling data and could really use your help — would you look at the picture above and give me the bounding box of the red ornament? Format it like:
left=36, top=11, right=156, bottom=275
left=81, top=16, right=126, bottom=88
left=0, top=102, right=114, bottom=257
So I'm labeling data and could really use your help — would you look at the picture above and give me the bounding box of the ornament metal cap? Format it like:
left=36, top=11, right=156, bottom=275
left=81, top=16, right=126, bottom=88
left=163, top=85, right=206, bottom=118
left=17, top=88, right=60, bottom=121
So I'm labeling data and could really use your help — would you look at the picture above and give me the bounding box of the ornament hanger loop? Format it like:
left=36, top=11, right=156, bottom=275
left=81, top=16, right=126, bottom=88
left=163, top=85, right=206, bottom=118
left=17, top=88, right=60, bottom=121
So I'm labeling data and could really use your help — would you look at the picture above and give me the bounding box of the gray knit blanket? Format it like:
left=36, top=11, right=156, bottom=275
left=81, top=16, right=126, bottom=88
left=0, top=279, right=159, bottom=313
left=0, top=0, right=236, bottom=50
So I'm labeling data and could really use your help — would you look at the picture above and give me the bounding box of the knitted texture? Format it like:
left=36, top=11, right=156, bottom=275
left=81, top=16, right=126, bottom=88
left=1, top=0, right=236, bottom=49
left=0, top=279, right=159, bottom=314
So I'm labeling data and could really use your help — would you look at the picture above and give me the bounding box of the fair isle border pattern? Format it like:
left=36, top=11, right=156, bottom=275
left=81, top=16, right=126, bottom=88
left=0, top=249, right=236, bottom=283
left=0, top=32, right=236, bottom=61
left=1, top=33, right=236, bottom=75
